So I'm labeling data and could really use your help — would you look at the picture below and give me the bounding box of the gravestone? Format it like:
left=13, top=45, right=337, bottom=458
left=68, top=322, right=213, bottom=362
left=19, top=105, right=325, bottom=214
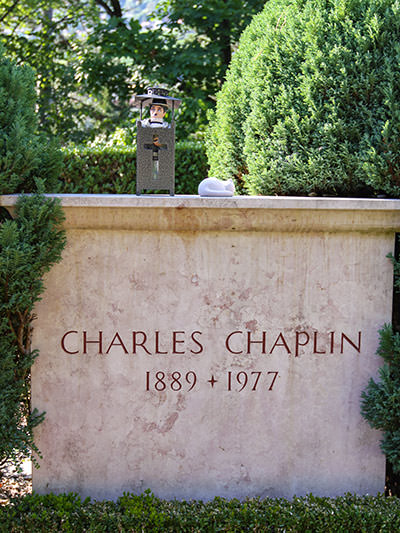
left=23, top=195, right=399, bottom=501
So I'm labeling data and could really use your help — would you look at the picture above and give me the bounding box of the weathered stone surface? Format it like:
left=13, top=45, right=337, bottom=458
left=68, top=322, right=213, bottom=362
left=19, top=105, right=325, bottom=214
left=2, top=195, right=398, bottom=501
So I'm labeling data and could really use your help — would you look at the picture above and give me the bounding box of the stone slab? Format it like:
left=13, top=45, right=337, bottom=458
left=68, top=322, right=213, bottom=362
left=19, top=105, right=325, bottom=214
left=2, top=195, right=399, bottom=501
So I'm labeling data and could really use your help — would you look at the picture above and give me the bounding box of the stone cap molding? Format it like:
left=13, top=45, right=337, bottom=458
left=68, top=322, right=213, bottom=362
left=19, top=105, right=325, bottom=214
left=1, top=194, right=400, bottom=233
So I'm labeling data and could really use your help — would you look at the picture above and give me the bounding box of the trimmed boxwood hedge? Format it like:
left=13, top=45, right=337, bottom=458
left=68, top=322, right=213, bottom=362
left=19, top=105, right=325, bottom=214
left=59, top=140, right=208, bottom=195
left=1, top=491, right=400, bottom=532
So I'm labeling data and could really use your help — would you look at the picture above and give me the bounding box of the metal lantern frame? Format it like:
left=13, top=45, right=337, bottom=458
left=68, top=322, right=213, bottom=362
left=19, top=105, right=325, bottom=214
left=134, top=88, right=182, bottom=196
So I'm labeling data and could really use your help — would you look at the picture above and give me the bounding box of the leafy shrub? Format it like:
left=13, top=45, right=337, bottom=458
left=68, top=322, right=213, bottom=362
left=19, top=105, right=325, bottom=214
left=60, top=140, right=208, bottom=195
left=1, top=491, right=400, bottom=532
left=207, top=0, right=400, bottom=197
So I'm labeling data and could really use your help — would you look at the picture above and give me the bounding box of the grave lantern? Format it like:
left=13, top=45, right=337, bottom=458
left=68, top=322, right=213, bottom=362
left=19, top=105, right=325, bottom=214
left=133, top=87, right=181, bottom=196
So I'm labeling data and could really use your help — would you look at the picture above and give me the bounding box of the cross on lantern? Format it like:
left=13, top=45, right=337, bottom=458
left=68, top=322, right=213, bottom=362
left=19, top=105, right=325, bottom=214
left=144, top=134, right=168, bottom=181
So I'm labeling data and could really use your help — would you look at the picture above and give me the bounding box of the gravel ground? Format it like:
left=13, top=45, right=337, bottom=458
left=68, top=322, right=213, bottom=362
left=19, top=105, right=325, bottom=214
left=0, top=459, right=32, bottom=505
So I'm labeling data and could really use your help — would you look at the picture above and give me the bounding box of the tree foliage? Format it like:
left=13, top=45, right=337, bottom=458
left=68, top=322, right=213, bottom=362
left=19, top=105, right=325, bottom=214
left=153, top=0, right=266, bottom=135
left=0, top=1, right=111, bottom=143
left=0, top=0, right=266, bottom=143
left=207, top=0, right=400, bottom=197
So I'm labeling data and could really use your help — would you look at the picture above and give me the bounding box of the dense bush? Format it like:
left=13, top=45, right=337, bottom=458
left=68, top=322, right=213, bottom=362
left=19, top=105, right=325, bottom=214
left=0, top=47, right=61, bottom=195
left=0, top=194, right=65, bottom=470
left=0, top=46, right=66, bottom=473
left=1, top=491, right=400, bottom=532
left=207, top=0, right=400, bottom=197
left=60, top=140, right=208, bottom=195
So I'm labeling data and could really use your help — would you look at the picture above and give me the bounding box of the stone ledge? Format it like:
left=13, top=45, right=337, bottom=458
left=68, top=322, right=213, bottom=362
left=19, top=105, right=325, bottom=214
left=2, top=194, right=400, bottom=232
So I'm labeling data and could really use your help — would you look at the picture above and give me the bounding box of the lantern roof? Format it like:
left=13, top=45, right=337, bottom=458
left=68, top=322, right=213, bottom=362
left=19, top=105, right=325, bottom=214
left=133, top=87, right=181, bottom=110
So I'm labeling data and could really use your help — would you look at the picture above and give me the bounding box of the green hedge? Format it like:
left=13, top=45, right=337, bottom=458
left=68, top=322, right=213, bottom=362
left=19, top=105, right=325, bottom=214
left=59, top=140, right=208, bottom=195
left=1, top=492, right=400, bottom=532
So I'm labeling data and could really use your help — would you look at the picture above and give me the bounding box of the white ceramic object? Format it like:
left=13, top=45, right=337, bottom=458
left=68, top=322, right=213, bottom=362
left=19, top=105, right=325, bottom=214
left=198, top=177, right=235, bottom=197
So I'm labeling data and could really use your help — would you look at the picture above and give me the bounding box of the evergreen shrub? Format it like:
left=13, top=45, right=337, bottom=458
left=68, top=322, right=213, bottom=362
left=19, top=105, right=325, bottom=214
left=0, top=50, right=61, bottom=195
left=60, top=140, right=208, bottom=195
left=207, top=0, right=400, bottom=197
left=361, top=242, right=400, bottom=481
left=361, top=324, right=400, bottom=474
left=0, top=194, right=65, bottom=469
left=0, top=46, right=66, bottom=473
